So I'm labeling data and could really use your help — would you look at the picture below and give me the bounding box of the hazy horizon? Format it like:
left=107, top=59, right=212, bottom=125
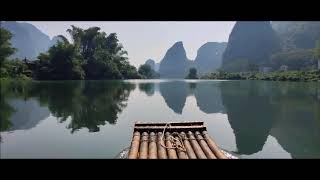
left=25, top=21, right=235, bottom=67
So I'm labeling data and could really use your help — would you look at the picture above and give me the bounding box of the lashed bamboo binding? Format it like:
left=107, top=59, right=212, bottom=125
left=128, top=121, right=229, bottom=159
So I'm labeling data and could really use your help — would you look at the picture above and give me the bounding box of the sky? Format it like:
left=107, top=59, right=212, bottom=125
left=26, top=21, right=236, bottom=68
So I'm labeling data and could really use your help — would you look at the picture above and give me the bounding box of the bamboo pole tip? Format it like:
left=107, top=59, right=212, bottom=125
left=142, top=132, right=148, bottom=136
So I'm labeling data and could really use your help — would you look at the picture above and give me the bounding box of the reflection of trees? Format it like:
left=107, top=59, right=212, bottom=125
left=0, top=98, right=15, bottom=132
left=32, top=81, right=135, bottom=133
left=0, top=81, right=135, bottom=133
left=0, top=81, right=24, bottom=132
left=188, top=83, right=197, bottom=92
left=138, top=83, right=155, bottom=96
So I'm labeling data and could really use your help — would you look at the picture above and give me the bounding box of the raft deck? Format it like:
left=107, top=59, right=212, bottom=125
left=128, top=121, right=230, bottom=159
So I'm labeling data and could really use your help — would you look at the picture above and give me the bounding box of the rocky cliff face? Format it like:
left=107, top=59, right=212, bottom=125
left=222, top=21, right=281, bottom=72
left=159, top=41, right=191, bottom=78
left=194, top=42, right=227, bottom=75
left=272, top=21, right=320, bottom=51
left=2, top=21, right=57, bottom=60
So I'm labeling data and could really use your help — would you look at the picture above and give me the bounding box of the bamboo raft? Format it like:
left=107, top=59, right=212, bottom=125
left=127, top=121, right=231, bottom=159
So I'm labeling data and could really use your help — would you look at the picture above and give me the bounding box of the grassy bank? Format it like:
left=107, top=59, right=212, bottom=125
left=201, top=70, right=320, bottom=82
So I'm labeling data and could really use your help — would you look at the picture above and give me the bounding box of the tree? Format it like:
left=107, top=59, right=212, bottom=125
left=0, top=28, right=16, bottom=66
left=37, top=41, right=85, bottom=80
left=35, top=25, right=139, bottom=80
left=138, top=64, right=153, bottom=78
left=315, top=40, right=320, bottom=70
left=186, top=68, right=198, bottom=79
left=316, top=40, right=320, bottom=59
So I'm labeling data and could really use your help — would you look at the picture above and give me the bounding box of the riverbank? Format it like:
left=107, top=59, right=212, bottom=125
left=200, top=70, right=320, bottom=82
left=0, top=76, right=32, bottom=83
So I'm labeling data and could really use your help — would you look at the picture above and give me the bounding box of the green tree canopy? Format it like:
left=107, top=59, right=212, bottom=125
left=35, top=25, right=139, bottom=80
left=0, top=28, right=16, bottom=65
left=186, top=67, right=198, bottom=79
left=316, top=40, right=320, bottom=59
left=138, top=64, right=159, bottom=79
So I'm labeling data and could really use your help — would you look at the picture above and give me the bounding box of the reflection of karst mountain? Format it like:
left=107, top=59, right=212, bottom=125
left=220, top=81, right=277, bottom=155
left=269, top=84, right=320, bottom=158
left=220, top=81, right=320, bottom=157
left=194, top=82, right=225, bottom=114
left=8, top=99, right=50, bottom=131
left=159, top=81, right=225, bottom=114
left=138, top=83, right=155, bottom=96
left=0, top=81, right=135, bottom=134
left=159, top=81, right=188, bottom=114
left=271, top=114, right=320, bottom=158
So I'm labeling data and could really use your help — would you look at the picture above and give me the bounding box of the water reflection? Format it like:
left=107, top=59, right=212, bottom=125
left=159, top=81, right=188, bottom=114
left=219, top=81, right=278, bottom=154
left=138, top=83, right=155, bottom=96
left=0, top=81, right=135, bottom=133
left=158, top=81, right=225, bottom=114
left=219, top=81, right=320, bottom=157
left=1, top=80, right=320, bottom=158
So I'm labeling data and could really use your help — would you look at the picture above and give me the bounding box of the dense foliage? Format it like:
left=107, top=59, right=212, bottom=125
left=316, top=40, right=320, bottom=59
left=1, top=26, right=140, bottom=80
left=0, top=28, right=31, bottom=80
left=201, top=70, right=320, bottom=82
left=185, top=67, right=199, bottom=79
left=138, top=64, right=159, bottom=79
left=0, top=28, right=16, bottom=65
left=269, top=49, right=316, bottom=70
left=34, top=26, right=139, bottom=80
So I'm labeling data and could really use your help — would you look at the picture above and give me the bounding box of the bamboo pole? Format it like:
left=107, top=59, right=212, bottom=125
left=180, top=132, right=197, bottom=159
left=165, top=132, right=178, bottom=159
left=187, top=131, right=207, bottom=159
left=173, top=132, right=188, bottom=159
left=128, top=131, right=140, bottom=159
left=139, top=132, right=149, bottom=159
left=157, top=132, right=168, bottom=159
left=148, top=132, right=157, bottom=159
left=195, top=131, right=216, bottom=159
left=202, top=131, right=228, bottom=159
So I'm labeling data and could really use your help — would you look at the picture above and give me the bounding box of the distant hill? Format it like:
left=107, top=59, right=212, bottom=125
left=159, top=41, right=192, bottom=78
left=194, top=42, right=227, bottom=75
left=159, top=41, right=227, bottom=78
left=2, top=21, right=58, bottom=60
left=48, top=36, right=63, bottom=48
left=222, top=21, right=281, bottom=72
left=271, top=21, right=320, bottom=51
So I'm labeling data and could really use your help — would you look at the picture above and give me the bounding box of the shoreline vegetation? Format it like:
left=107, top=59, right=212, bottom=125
left=200, top=70, right=320, bottom=82
left=1, top=26, right=141, bottom=81
left=1, top=25, right=320, bottom=83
